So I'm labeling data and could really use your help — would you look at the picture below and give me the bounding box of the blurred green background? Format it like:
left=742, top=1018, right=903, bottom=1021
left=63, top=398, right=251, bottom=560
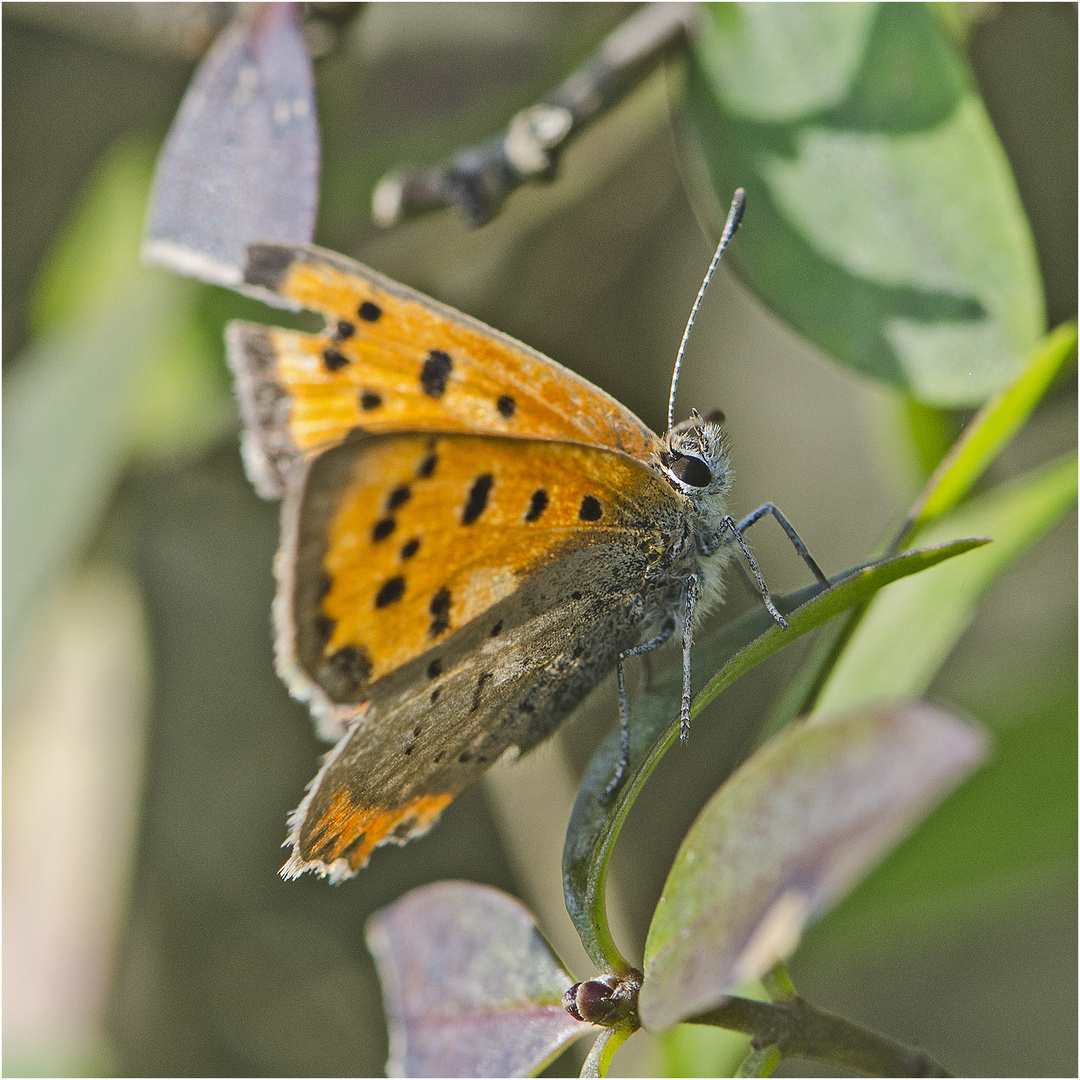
left=3, top=4, right=1075, bottom=1076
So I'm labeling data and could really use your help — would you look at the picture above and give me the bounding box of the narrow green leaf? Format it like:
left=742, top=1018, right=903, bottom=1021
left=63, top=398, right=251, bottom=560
left=365, top=882, right=589, bottom=1078
left=562, top=539, right=985, bottom=973
left=30, top=138, right=160, bottom=335
left=686, top=2, right=1044, bottom=405
left=765, top=323, right=1076, bottom=738
left=736, top=1044, right=783, bottom=1077
left=903, top=322, right=1078, bottom=539
left=5, top=137, right=232, bottom=683
left=3, top=277, right=186, bottom=683
left=638, top=703, right=987, bottom=1031
left=579, top=1022, right=633, bottom=1078
left=814, top=453, right=1077, bottom=715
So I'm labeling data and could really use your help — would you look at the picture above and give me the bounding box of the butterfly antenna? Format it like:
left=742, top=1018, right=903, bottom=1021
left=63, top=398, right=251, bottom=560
left=667, top=187, right=746, bottom=433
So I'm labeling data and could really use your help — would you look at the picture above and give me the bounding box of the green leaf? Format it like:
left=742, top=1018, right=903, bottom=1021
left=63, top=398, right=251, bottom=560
left=736, top=1043, right=783, bottom=1077
left=686, top=2, right=1044, bottom=405
left=660, top=1025, right=751, bottom=1078
left=3, top=276, right=186, bottom=683
left=4, top=138, right=234, bottom=681
left=579, top=1022, right=633, bottom=1078
left=902, top=322, right=1078, bottom=540
left=365, top=882, right=589, bottom=1078
left=562, top=538, right=985, bottom=973
left=764, top=322, right=1076, bottom=738
left=814, top=452, right=1078, bottom=715
left=30, top=137, right=160, bottom=335
left=637, top=702, right=987, bottom=1031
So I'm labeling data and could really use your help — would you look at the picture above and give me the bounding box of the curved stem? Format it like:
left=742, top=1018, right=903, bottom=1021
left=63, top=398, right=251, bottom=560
left=688, top=995, right=950, bottom=1078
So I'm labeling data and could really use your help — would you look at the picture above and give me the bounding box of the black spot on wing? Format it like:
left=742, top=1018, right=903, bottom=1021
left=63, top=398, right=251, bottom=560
left=387, top=484, right=411, bottom=510
left=427, top=659, right=442, bottom=679
left=375, top=576, right=405, bottom=608
left=323, top=346, right=350, bottom=372
left=497, top=394, right=515, bottom=418
left=470, top=672, right=492, bottom=713
left=358, top=301, right=382, bottom=322
left=579, top=495, right=602, bottom=521
left=490, top=620, right=503, bottom=637
left=400, top=537, right=421, bottom=560
left=429, top=587, right=451, bottom=637
left=462, top=474, right=493, bottom=525
left=525, top=489, right=548, bottom=522
left=420, top=350, right=452, bottom=398
left=323, top=644, right=372, bottom=696
left=334, top=320, right=355, bottom=340
left=360, top=390, right=382, bottom=411
left=417, top=451, right=438, bottom=478
left=372, top=517, right=395, bottom=542
left=314, top=613, right=335, bottom=648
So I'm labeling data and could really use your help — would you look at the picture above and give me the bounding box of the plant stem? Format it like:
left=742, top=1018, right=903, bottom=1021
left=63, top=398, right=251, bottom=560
left=687, top=994, right=950, bottom=1077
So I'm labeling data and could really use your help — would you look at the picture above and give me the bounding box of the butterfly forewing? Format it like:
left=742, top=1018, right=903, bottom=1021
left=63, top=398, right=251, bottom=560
left=227, top=243, right=660, bottom=497
left=278, top=431, right=683, bottom=735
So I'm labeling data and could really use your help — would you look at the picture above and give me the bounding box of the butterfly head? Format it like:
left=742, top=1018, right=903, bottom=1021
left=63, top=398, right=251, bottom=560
left=660, top=409, right=732, bottom=533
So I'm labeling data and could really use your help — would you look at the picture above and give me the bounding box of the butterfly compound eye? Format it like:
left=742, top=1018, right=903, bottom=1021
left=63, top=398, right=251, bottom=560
left=670, top=454, right=712, bottom=487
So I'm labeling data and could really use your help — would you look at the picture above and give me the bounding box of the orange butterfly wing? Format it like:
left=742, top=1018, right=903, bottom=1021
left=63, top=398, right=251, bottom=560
left=224, top=242, right=691, bottom=878
left=277, top=430, right=681, bottom=735
left=278, top=432, right=685, bottom=879
left=226, top=243, right=661, bottom=497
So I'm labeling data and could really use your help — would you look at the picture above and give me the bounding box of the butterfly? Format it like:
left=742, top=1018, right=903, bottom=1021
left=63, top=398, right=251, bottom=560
left=226, top=190, right=827, bottom=882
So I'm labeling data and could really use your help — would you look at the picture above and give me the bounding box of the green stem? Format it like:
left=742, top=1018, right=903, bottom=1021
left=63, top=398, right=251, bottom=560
left=688, top=995, right=950, bottom=1078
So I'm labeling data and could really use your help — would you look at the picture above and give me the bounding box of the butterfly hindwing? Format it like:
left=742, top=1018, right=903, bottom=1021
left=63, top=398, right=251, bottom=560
left=276, top=431, right=684, bottom=739
left=226, top=243, right=661, bottom=497
left=282, top=541, right=684, bottom=881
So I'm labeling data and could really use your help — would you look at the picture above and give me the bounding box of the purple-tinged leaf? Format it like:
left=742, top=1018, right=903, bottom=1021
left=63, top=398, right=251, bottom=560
left=143, top=2, right=318, bottom=291
left=367, top=882, right=590, bottom=1078
left=639, top=702, right=988, bottom=1031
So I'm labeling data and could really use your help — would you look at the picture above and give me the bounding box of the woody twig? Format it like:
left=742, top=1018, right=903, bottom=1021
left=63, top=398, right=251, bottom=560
left=371, top=2, right=700, bottom=228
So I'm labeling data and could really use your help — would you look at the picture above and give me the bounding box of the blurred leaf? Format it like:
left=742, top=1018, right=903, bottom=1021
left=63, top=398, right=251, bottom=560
left=365, top=882, right=588, bottom=1078
left=563, top=539, right=985, bottom=973
left=814, top=452, right=1078, bottom=715
left=4, top=135, right=235, bottom=685
left=3, top=276, right=185, bottom=685
left=686, top=2, right=1044, bottom=405
left=805, top=683, right=1076, bottom=956
left=658, top=1020, right=755, bottom=1077
left=30, top=137, right=160, bottom=335
left=903, top=321, right=1078, bottom=539
left=637, top=702, right=987, bottom=1031
left=903, top=399, right=954, bottom=481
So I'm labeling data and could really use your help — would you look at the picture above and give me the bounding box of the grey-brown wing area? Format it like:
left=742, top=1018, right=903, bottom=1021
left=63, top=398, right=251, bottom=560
left=287, top=543, right=679, bottom=876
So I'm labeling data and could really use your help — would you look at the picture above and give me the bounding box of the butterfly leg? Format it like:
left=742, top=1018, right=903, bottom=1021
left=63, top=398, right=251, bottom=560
left=604, top=618, right=677, bottom=798
left=679, top=575, right=699, bottom=740
left=720, top=517, right=789, bottom=630
left=734, top=503, right=829, bottom=586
